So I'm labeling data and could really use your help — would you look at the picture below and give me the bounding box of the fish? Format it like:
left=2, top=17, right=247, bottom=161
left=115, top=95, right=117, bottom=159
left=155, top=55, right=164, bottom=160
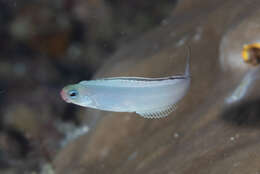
left=61, top=49, right=191, bottom=118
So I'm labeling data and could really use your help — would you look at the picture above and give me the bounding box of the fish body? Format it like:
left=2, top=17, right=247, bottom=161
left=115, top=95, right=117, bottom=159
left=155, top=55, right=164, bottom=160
left=61, top=51, right=190, bottom=118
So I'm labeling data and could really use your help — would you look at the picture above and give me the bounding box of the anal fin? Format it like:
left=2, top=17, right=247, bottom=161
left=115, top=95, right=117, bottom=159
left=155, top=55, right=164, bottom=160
left=136, top=104, right=177, bottom=119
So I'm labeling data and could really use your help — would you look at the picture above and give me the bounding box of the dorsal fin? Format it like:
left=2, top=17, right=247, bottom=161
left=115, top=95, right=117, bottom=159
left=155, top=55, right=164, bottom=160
left=79, top=76, right=185, bottom=87
left=96, top=75, right=185, bottom=81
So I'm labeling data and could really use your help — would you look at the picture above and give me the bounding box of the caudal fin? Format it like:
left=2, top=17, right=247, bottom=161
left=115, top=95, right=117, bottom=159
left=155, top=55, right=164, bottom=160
left=185, top=46, right=191, bottom=77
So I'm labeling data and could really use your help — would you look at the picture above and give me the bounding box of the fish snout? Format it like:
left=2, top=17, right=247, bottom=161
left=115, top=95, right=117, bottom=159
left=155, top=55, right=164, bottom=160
left=60, top=89, right=69, bottom=102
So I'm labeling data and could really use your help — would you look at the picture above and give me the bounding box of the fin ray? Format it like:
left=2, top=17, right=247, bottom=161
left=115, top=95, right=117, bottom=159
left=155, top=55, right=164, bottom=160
left=136, top=104, right=177, bottom=119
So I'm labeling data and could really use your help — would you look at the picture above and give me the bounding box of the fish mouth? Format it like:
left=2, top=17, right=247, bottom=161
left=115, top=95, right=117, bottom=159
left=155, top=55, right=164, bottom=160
left=60, top=89, right=70, bottom=102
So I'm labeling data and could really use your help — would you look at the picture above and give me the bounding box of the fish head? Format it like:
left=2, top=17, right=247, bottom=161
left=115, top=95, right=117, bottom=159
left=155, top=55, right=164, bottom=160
left=60, top=84, right=94, bottom=107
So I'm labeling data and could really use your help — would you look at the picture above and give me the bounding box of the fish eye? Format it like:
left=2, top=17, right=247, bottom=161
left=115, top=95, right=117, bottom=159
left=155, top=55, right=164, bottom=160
left=68, top=90, right=78, bottom=98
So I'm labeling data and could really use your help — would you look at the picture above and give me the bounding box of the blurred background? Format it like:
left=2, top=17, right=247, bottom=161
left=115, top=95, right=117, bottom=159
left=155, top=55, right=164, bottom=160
left=0, top=0, right=177, bottom=173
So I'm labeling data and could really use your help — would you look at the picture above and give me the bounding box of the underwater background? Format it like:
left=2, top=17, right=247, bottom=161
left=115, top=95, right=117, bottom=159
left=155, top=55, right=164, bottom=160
left=1, top=0, right=260, bottom=174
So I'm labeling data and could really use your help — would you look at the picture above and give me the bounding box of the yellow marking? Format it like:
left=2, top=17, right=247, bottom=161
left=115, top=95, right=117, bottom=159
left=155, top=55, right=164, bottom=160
left=242, top=43, right=260, bottom=65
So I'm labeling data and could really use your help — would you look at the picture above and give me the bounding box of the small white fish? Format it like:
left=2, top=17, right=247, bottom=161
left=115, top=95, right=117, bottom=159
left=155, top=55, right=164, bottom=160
left=61, top=50, right=191, bottom=118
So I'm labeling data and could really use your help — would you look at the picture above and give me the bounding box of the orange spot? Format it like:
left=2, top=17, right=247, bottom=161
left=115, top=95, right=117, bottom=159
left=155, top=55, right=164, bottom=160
left=242, top=43, right=260, bottom=65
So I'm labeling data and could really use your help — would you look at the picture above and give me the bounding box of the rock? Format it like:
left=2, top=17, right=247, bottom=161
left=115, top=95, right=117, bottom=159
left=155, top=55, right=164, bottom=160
left=54, top=0, right=260, bottom=174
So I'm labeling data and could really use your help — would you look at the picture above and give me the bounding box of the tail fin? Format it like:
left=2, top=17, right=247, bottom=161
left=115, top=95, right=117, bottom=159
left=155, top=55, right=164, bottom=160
left=185, top=45, right=191, bottom=77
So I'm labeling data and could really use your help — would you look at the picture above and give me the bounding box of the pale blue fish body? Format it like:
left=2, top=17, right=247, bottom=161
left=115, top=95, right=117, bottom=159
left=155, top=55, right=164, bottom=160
left=61, top=51, right=191, bottom=118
